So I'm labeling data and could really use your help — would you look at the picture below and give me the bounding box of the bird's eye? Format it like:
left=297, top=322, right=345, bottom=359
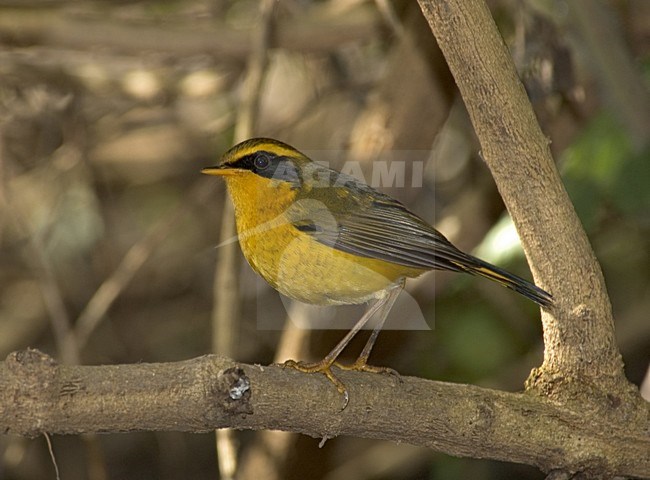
left=254, top=153, right=271, bottom=171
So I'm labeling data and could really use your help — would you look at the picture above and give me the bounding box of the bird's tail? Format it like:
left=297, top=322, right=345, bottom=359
left=451, top=255, right=553, bottom=307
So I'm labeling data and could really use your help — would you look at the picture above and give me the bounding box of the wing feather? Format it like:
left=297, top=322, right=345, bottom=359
left=285, top=168, right=468, bottom=270
left=283, top=164, right=552, bottom=306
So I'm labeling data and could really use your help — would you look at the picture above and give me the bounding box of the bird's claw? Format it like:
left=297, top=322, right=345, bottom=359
left=280, top=359, right=350, bottom=410
left=333, top=361, right=403, bottom=384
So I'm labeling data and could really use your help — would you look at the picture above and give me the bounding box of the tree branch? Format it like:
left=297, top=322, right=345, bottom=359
left=416, top=0, right=636, bottom=408
left=1, top=349, right=648, bottom=478
left=0, top=8, right=378, bottom=59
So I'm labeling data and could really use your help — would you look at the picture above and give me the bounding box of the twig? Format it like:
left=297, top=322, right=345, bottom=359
left=0, top=8, right=378, bottom=59
left=0, top=156, right=78, bottom=365
left=374, top=0, right=405, bottom=38
left=212, top=1, right=277, bottom=477
left=73, top=179, right=214, bottom=351
left=44, top=433, right=61, bottom=480
left=24, top=232, right=78, bottom=365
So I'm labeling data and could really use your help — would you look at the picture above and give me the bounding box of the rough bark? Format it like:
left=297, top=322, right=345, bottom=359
left=1, top=350, right=648, bottom=478
left=417, top=0, right=642, bottom=409
left=415, top=0, right=649, bottom=476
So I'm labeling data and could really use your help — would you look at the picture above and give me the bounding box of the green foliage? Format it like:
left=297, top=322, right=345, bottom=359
left=561, top=113, right=650, bottom=230
left=434, top=300, right=520, bottom=381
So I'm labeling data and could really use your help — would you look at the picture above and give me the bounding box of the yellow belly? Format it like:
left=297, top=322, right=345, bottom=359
left=238, top=216, right=423, bottom=306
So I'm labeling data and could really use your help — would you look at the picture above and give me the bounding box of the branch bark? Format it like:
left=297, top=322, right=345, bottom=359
left=1, top=349, right=648, bottom=478
left=413, top=0, right=649, bottom=476
left=416, top=0, right=641, bottom=409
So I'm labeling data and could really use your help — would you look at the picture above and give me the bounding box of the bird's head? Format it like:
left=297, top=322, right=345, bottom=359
left=202, top=137, right=325, bottom=223
left=202, top=137, right=313, bottom=188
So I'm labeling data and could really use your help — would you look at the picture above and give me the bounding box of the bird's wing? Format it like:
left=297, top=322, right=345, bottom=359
left=285, top=167, right=553, bottom=307
left=285, top=171, right=467, bottom=271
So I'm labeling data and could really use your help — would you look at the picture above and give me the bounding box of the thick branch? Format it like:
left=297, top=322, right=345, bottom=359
left=416, top=0, right=630, bottom=403
left=1, top=350, right=648, bottom=477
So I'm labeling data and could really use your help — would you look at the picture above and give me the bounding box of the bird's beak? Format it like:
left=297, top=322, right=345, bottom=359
left=201, top=165, right=237, bottom=177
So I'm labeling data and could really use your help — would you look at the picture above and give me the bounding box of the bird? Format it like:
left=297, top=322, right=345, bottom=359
left=202, top=137, right=552, bottom=405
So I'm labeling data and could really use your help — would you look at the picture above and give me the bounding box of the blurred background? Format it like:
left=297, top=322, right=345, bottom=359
left=0, top=0, right=648, bottom=479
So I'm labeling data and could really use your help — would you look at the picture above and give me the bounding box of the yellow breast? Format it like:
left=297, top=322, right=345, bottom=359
left=223, top=174, right=423, bottom=305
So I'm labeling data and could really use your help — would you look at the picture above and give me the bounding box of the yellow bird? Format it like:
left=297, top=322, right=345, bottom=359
left=203, top=138, right=552, bottom=403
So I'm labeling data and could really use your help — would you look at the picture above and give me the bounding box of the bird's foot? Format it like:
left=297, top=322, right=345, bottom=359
left=281, top=359, right=349, bottom=410
left=333, top=360, right=402, bottom=384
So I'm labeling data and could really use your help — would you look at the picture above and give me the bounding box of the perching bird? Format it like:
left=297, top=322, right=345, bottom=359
left=203, top=138, right=552, bottom=404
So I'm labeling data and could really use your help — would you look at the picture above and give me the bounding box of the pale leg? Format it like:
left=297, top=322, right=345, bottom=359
left=282, top=280, right=405, bottom=407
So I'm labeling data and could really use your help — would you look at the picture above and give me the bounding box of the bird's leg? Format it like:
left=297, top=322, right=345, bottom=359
left=282, top=295, right=387, bottom=373
left=335, top=279, right=404, bottom=377
left=281, top=285, right=398, bottom=407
